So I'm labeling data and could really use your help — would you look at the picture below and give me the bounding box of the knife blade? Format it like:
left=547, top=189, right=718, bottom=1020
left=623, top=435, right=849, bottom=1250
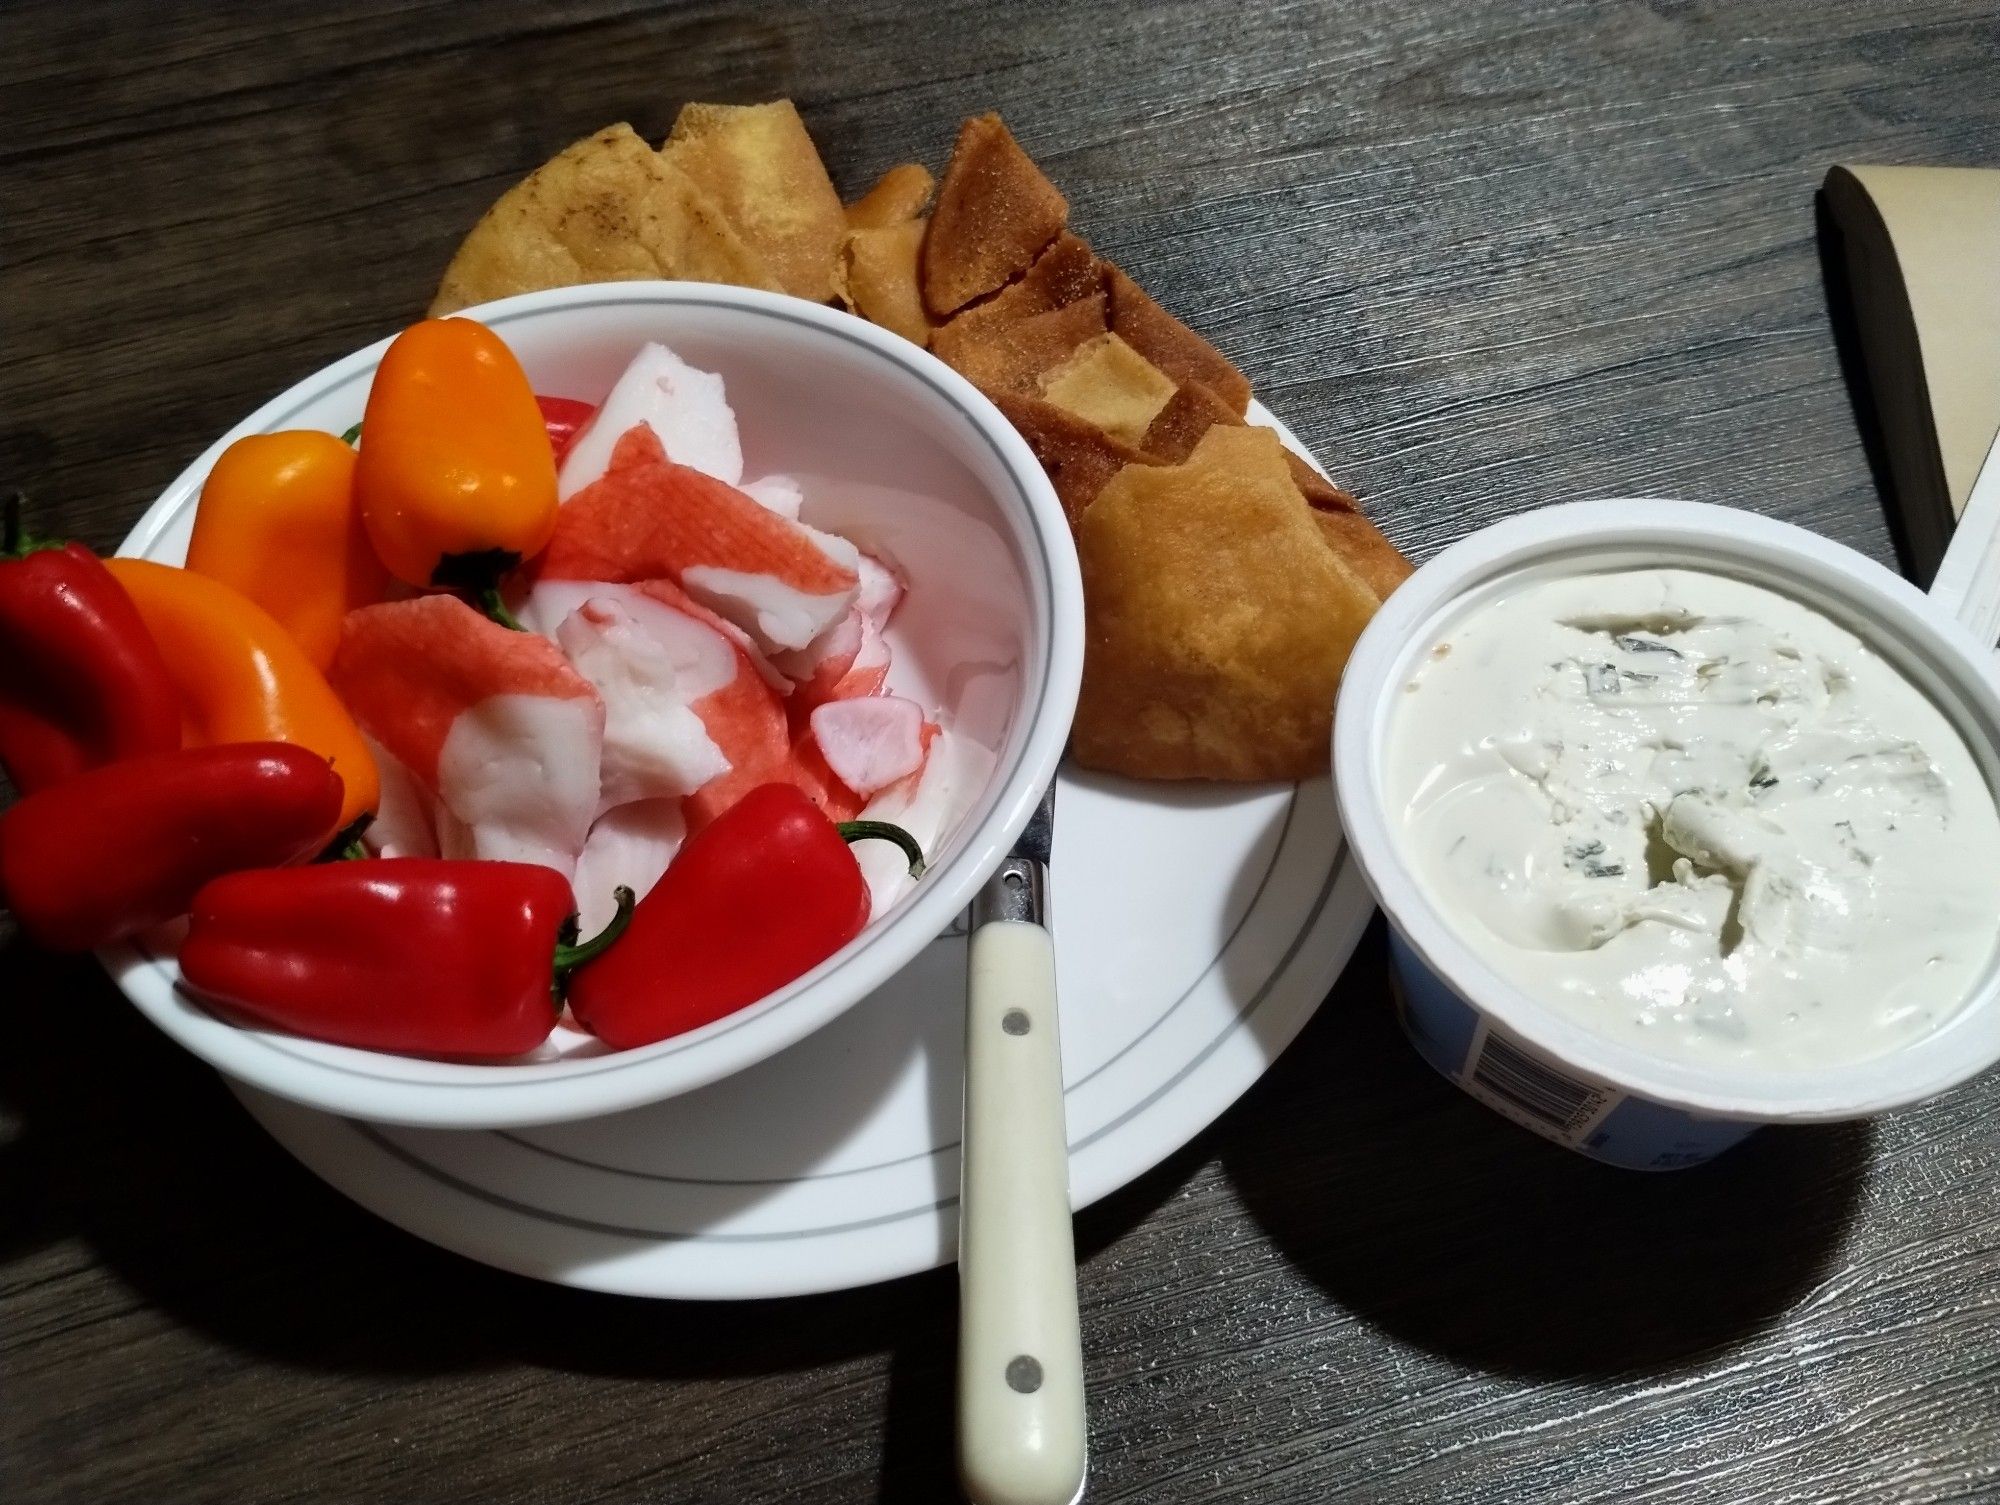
left=956, top=780, right=1087, bottom=1505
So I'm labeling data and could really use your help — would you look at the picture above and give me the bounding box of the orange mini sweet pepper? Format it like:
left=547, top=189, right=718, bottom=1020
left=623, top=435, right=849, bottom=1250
left=184, top=430, right=389, bottom=670
left=354, top=319, right=558, bottom=607
left=105, top=558, right=379, bottom=830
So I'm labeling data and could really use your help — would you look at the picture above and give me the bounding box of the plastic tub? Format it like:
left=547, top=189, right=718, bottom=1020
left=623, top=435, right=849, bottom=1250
left=1333, top=499, right=2000, bottom=1169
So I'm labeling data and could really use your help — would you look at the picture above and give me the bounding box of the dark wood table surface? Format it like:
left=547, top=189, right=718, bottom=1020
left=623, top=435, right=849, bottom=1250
left=6, top=2, right=1999, bottom=1501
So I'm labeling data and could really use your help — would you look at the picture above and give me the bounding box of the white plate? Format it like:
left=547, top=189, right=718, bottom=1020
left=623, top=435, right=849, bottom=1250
left=230, top=405, right=1377, bottom=1298
left=235, top=769, right=1369, bottom=1297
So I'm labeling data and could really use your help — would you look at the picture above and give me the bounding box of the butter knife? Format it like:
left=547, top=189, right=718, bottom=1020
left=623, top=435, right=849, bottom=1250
left=957, top=782, right=1087, bottom=1505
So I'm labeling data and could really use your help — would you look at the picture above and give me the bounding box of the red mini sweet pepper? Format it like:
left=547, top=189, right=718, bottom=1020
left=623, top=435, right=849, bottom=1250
left=180, top=860, right=634, bottom=1058
left=535, top=395, right=595, bottom=463
left=0, top=492, right=181, bottom=793
left=568, top=782, right=925, bottom=1050
left=0, top=742, right=345, bottom=951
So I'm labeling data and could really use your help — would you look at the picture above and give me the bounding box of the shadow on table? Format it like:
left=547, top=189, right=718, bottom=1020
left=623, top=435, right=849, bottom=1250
left=0, top=928, right=1200, bottom=1501
left=1813, top=188, right=1910, bottom=577
left=1219, top=921, right=1871, bottom=1382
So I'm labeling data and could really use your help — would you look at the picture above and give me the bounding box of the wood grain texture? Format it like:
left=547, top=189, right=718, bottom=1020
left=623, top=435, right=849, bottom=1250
left=4, top=1, right=1999, bottom=1501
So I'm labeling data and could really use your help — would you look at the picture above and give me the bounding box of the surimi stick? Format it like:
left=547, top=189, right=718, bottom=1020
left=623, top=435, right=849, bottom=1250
left=536, top=425, right=860, bottom=655
left=331, top=596, right=603, bottom=881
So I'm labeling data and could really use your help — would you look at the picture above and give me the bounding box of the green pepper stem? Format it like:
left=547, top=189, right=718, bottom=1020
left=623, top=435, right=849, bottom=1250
left=432, top=549, right=527, bottom=632
left=478, top=585, right=526, bottom=633
left=1, top=491, right=63, bottom=560
left=316, top=812, right=376, bottom=862
left=836, top=819, right=926, bottom=878
left=340, top=422, right=363, bottom=447
left=553, top=886, right=636, bottom=975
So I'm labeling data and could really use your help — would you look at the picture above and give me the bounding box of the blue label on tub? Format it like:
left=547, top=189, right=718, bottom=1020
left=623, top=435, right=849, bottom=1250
left=1387, top=930, right=1757, bottom=1171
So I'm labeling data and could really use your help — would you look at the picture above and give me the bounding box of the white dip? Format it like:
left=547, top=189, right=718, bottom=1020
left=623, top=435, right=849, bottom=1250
left=1389, top=568, right=2000, bottom=1071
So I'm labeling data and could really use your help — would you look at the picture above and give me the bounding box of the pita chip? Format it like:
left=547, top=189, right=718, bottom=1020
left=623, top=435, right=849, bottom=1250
left=922, top=114, right=1068, bottom=317
left=930, top=291, right=1107, bottom=394
left=1072, top=425, right=1380, bottom=781
left=430, top=124, right=779, bottom=315
left=836, top=218, right=933, bottom=346
left=1142, top=381, right=1354, bottom=511
left=1103, top=263, right=1251, bottom=416
left=660, top=101, right=847, bottom=302
left=1311, top=507, right=1415, bottom=601
left=988, top=392, right=1156, bottom=526
left=846, top=163, right=935, bottom=230
left=1038, top=332, right=1179, bottom=447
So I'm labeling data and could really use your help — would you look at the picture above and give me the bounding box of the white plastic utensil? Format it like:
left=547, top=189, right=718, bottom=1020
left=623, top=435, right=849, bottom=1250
left=958, top=785, right=1088, bottom=1505
left=1929, top=425, right=2000, bottom=650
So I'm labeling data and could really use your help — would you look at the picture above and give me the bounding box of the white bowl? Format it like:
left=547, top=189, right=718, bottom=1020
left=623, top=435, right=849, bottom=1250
left=1334, top=499, right=2000, bottom=1169
left=106, top=282, right=1083, bottom=1129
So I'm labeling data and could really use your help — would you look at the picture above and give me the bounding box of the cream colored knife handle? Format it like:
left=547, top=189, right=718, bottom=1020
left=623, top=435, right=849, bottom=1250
left=958, top=913, right=1087, bottom=1505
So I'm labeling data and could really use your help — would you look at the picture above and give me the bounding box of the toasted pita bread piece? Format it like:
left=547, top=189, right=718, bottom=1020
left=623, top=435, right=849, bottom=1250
left=925, top=232, right=1101, bottom=376
left=1141, top=382, right=1406, bottom=591
left=940, top=231, right=1101, bottom=332
left=659, top=101, right=847, bottom=302
left=836, top=218, right=933, bottom=346
left=1310, top=507, right=1414, bottom=602
left=931, top=291, right=1107, bottom=394
left=1140, top=380, right=1233, bottom=461
left=922, top=114, right=1068, bottom=317
left=1142, top=381, right=1354, bottom=510
left=846, top=163, right=935, bottom=230
left=1072, top=425, right=1382, bottom=781
left=1102, top=264, right=1251, bottom=416
left=430, top=124, right=779, bottom=316
left=988, top=392, right=1156, bottom=527
left=1037, top=332, right=1179, bottom=447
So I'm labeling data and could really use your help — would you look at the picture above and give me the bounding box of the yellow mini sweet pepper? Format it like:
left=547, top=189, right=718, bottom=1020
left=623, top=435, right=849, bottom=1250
left=185, top=430, right=388, bottom=670
left=354, top=318, right=559, bottom=605
left=105, top=558, right=379, bottom=831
